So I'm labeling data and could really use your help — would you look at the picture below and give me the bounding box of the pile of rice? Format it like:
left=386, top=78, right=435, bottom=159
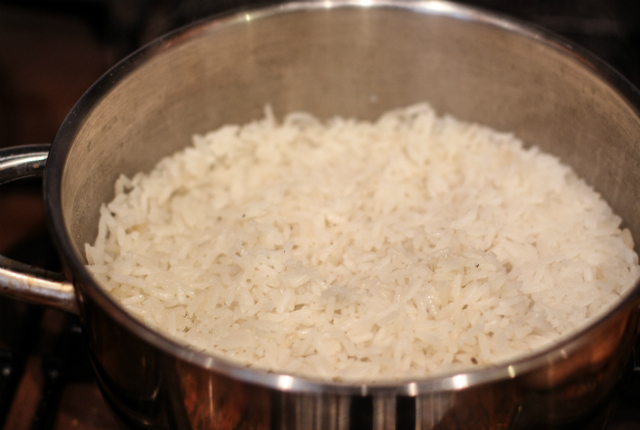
left=85, top=103, right=640, bottom=381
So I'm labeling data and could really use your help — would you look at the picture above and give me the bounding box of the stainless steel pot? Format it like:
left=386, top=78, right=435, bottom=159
left=2, top=1, right=640, bottom=429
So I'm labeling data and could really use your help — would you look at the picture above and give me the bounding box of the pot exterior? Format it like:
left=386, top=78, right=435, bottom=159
left=78, top=273, right=639, bottom=429
left=46, top=1, right=640, bottom=429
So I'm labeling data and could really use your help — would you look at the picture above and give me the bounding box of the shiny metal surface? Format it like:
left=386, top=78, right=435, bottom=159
left=0, top=254, right=76, bottom=314
left=1, top=0, right=640, bottom=428
left=0, top=144, right=49, bottom=186
left=0, top=145, right=77, bottom=313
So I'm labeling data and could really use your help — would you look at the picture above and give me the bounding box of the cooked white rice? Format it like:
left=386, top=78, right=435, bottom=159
left=85, top=103, right=640, bottom=381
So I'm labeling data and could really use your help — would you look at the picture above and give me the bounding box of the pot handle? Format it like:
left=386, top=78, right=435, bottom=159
left=0, top=144, right=78, bottom=314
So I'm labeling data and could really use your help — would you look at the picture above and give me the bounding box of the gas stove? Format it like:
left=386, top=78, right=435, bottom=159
left=1, top=1, right=640, bottom=429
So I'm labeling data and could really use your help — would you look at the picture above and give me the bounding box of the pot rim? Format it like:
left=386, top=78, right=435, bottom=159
left=44, top=0, right=640, bottom=395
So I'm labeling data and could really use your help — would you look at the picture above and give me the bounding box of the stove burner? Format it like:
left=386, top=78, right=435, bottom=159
left=0, top=231, right=118, bottom=430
